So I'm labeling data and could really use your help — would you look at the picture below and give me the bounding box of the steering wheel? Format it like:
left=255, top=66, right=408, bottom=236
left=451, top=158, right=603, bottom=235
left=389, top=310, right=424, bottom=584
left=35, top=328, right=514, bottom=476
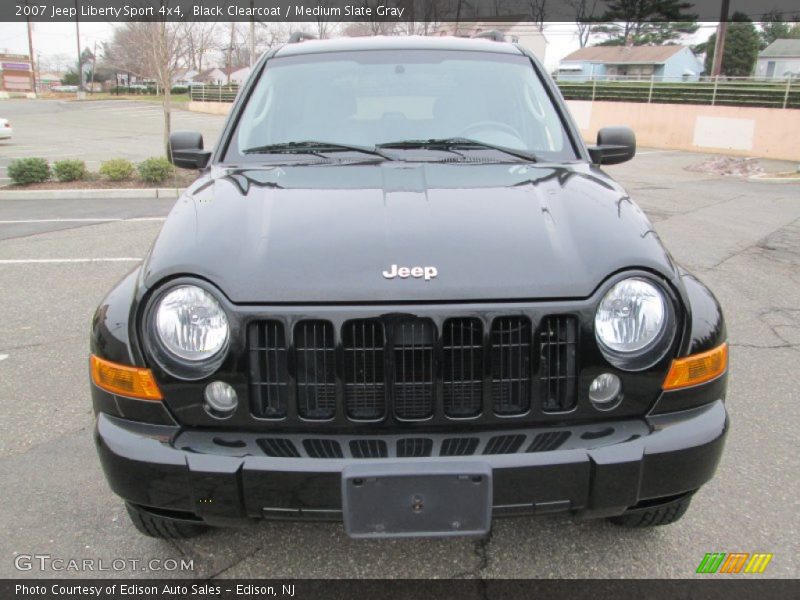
left=458, top=120, right=522, bottom=141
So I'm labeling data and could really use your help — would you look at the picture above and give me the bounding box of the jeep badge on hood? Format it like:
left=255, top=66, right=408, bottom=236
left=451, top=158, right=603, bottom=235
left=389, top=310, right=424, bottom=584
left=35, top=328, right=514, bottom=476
left=383, top=264, right=438, bottom=281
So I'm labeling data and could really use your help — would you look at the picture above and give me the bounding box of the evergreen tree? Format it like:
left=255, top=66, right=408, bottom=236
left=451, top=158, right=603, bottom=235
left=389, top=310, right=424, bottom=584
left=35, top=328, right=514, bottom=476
left=591, top=0, right=698, bottom=45
left=702, top=13, right=761, bottom=76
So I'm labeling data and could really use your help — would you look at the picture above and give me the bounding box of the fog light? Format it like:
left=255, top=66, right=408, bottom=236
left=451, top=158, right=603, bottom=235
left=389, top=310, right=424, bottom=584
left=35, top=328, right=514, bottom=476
left=589, top=373, right=622, bottom=409
left=204, top=381, right=238, bottom=417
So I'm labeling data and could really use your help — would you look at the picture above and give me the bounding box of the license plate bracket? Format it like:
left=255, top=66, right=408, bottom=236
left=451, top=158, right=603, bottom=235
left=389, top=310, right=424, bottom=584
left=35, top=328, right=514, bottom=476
left=342, top=462, right=492, bottom=538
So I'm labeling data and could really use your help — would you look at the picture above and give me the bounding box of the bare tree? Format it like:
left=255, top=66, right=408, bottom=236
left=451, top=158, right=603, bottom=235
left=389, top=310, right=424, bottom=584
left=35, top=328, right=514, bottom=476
left=568, top=0, right=599, bottom=47
left=179, top=22, right=218, bottom=72
left=103, top=20, right=186, bottom=155
left=396, top=0, right=449, bottom=35
left=527, top=1, right=548, bottom=31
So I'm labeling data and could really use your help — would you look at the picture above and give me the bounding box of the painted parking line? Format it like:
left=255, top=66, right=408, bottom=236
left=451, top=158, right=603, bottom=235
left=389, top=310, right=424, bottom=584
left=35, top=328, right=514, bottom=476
left=0, top=258, right=142, bottom=264
left=0, top=217, right=166, bottom=224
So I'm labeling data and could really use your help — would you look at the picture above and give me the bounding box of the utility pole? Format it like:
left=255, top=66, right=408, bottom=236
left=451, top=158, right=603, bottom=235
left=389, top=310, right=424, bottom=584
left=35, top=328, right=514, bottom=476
left=90, top=39, right=97, bottom=92
left=75, top=0, right=82, bottom=91
left=710, top=0, right=730, bottom=78
left=25, top=5, right=36, bottom=94
left=227, top=22, right=235, bottom=85
left=249, top=0, right=256, bottom=68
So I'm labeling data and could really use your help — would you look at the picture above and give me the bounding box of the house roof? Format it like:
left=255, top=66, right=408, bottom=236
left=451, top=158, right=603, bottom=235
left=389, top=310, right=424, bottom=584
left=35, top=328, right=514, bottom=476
left=561, top=45, right=688, bottom=64
left=759, top=39, right=800, bottom=58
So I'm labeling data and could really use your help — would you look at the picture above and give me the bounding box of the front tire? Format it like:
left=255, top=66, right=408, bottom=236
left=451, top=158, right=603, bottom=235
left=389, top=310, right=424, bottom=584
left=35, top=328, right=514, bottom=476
left=607, top=494, right=692, bottom=528
left=125, top=503, right=209, bottom=539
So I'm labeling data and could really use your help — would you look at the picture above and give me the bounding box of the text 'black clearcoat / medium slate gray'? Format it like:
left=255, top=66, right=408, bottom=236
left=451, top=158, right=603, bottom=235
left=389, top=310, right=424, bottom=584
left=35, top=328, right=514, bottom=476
left=90, top=35, right=729, bottom=539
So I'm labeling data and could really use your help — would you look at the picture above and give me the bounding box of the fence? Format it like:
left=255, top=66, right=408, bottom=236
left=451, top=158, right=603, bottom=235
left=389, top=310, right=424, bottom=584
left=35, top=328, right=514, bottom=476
left=189, top=84, right=240, bottom=103
left=556, top=75, right=798, bottom=109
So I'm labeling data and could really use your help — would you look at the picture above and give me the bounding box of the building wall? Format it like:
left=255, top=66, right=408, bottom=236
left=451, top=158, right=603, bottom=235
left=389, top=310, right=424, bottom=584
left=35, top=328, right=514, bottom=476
left=1, top=55, right=33, bottom=92
left=754, top=57, right=800, bottom=79
left=660, top=48, right=703, bottom=81
left=557, top=61, right=607, bottom=82
left=567, top=99, right=799, bottom=161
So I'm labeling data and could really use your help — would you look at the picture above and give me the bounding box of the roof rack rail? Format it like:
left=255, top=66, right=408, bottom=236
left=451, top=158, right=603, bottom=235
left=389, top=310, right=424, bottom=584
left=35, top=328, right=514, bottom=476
left=288, top=31, right=318, bottom=44
left=472, top=30, right=506, bottom=42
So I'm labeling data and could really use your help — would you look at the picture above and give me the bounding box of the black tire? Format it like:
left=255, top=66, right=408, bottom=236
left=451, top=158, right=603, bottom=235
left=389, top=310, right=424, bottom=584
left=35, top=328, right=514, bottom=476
left=607, top=494, right=692, bottom=528
left=125, top=503, right=209, bottom=539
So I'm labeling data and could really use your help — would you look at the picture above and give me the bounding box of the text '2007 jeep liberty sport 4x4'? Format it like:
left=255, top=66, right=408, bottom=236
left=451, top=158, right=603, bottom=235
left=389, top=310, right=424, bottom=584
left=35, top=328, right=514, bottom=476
left=90, top=35, right=728, bottom=539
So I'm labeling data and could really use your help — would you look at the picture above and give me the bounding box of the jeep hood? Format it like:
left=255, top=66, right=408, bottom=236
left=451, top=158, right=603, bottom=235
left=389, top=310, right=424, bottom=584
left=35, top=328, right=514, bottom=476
left=142, top=162, right=677, bottom=303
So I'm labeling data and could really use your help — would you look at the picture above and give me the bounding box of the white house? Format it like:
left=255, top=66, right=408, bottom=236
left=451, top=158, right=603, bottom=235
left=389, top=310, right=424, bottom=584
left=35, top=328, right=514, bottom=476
left=754, top=39, right=800, bottom=79
left=432, top=21, right=547, bottom=63
left=557, top=45, right=704, bottom=82
left=227, top=66, right=251, bottom=86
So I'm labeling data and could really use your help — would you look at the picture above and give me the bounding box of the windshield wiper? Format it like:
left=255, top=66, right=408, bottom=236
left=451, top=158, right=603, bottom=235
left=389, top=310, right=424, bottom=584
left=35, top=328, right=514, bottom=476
left=378, top=138, right=537, bottom=162
left=242, top=140, right=393, bottom=160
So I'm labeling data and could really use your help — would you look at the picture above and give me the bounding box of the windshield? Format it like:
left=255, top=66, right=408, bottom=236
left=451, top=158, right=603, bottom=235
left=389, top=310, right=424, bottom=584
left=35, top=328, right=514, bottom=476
left=229, top=50, right=577, bottom=162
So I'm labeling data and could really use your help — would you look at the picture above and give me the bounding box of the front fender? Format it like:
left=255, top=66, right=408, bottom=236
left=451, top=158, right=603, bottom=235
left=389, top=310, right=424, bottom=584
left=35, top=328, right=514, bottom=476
left=90, top=267, right=175, bottom=425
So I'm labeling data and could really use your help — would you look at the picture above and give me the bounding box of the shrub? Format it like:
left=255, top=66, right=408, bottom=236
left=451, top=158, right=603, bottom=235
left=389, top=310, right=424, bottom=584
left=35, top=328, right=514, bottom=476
left=7, top=158, right=50, bottom=185
left=53, top=159, right=88, bottom=182
left=99, top=159, right=135, bottom=181
left=137, top=157, right=174, bottom=184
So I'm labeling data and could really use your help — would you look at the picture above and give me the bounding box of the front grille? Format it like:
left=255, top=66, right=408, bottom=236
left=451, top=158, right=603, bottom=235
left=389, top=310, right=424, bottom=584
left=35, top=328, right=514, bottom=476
left=294, top=320, right=336, bottom=420
left=539, top=316, right=579, bottom=412
left=392, top=318, right=435, bottom=420
left=343, top=319, right=385, bottom=420
left=442, top=318, right=483, bottom=418
left=491, top=317, right=532, bottom=415
left=246, top=313, right=580, bottom=426
left=248, top=321, right=289, bottom=418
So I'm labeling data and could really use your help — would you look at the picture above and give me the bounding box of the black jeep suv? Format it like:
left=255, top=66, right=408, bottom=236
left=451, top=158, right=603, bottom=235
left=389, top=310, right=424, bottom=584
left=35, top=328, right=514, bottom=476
left=90, top=35, right=728, bottom=539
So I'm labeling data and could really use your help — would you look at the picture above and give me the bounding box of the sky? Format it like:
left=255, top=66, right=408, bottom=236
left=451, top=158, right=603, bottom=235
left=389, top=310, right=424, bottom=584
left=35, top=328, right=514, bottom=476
left=0, top=21, right=717, bottom=73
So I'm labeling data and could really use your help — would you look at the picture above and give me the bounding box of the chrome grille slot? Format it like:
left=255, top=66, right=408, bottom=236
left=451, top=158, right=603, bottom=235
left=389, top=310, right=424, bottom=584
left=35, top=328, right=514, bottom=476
left=303, top=438, right=343, bottom=458
left=294, top=320, right=336, bottom=420
left=527, top=431, right=570, bottom=452
left=442, top=318, right=484, bottom=418
left=392, top=318, right=435, bottom=420
left=539, top=316, right=579, bottom=412
left=490, top=317, right=532, bottom=415
left=343, top=319, right=385, bottom=420
left=248, top=321, right=289, bottom=419
left=397, top=438, right=433, bottom=457
left=483, top=434, right=526, bottom=455
left=350, top=439, right=388, bottom=458
left=257, top=438, right=300, bottom=458
left=440, top=437, right=479, bottom=456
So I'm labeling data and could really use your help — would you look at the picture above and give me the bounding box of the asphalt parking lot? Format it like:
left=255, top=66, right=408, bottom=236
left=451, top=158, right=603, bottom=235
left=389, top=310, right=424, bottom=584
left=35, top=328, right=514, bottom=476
left=0, top=100, right=798, bottom=580
left=0, top=99, right=225, bottom=184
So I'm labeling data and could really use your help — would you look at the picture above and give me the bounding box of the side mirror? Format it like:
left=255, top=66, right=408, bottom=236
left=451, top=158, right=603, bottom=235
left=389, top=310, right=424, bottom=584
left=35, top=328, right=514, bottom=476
left=168, top=131, right=212, bottom=169
left=587, top=126, right=636, bottom=166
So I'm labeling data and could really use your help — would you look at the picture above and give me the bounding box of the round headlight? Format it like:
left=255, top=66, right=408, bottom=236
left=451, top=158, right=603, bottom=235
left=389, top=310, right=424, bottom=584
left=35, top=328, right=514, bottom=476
left=595, top=277, right=673, bottom=369
left=154, top=285, right=229, bottom=363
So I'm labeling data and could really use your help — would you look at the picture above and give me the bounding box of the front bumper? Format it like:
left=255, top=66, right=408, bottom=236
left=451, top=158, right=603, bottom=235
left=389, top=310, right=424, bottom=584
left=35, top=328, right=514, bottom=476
left=95, top=399, right=728, bottom=528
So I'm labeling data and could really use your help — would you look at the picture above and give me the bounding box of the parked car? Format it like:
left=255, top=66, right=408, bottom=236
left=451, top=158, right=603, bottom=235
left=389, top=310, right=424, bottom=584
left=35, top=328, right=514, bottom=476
left=90, top=35, right=729, bottom=539
left=50, top=85, right=78, bottom=93
left=0, top=118, right=11, bottom=139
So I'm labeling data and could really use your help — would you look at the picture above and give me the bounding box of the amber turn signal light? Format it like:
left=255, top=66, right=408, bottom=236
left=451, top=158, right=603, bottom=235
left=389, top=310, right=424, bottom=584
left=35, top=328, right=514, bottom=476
left=662, top=343, right=728, bottom=391
left=90, top=355, right=163, bottom=401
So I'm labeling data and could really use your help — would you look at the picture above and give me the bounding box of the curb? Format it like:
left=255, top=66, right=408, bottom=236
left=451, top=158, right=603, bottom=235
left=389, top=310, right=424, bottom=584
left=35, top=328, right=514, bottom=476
left=0, top=188, right=183, bottom=200
left=747, top=174, right=800, bottom=184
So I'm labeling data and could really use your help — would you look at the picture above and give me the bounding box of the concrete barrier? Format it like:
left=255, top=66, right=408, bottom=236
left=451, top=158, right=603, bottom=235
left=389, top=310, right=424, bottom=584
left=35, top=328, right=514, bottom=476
left=566, top=100, right=799, bottom=161
left=188, top=101, right=232, bottom=116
